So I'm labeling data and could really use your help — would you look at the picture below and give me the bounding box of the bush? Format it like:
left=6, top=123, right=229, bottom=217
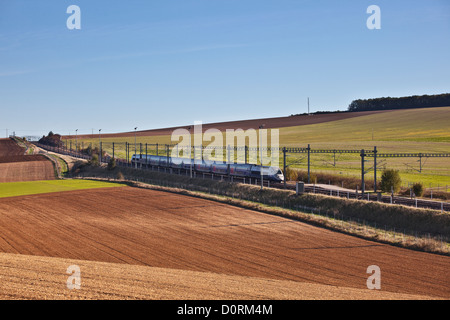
left=83, top=145, right=93, bottom=155
left=412, top=182, right=424, bottom=197
left=284, top=167, right=300, bottom=181
left=107, top=157, right=116, bottom=171
left=89, top=154, right=100, bottom=167
left=116, top=171, right=124, bottom=180
left=380, top=169, right=402, bottom=193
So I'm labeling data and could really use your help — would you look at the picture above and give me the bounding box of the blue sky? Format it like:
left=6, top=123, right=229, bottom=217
left=1, top=0, right=449, bottom=137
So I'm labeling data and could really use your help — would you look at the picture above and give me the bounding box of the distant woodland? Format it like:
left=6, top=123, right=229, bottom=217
left=347, top=93, right=450, bottom=112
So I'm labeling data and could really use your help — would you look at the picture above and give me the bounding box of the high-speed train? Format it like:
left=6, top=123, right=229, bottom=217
left=131, top=154, right=284, bottom=182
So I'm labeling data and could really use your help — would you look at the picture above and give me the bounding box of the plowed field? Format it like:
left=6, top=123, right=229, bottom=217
left=0, top=186, right=448, bottom=299
left=0, top=138, right=25, bottom=156
left=0, top=139, right=55, bottom=182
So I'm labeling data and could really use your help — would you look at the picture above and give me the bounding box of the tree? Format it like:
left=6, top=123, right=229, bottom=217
left=347, top=93, right=450, bottom=112
left=380, top=169, right=402, bottom=193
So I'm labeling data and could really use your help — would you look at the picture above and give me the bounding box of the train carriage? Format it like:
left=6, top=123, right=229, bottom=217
left=131, top=154, right=284, bottom=182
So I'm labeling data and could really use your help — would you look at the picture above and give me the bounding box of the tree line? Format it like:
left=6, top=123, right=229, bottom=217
left=348, top=93, right=450, bottom=112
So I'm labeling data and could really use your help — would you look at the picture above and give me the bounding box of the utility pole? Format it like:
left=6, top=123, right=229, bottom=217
left=373, top=146, right=377, bottom=192
left=307, top=97, right=310, bottom=115
left=419, top=153, right=423, bottom=173
left=75, top=129, right=78, bottom=153
left=245, top=146, right=248, bottom=164
left=259, top=125, right=264, bottom=190
left=98, top=129, right=102, bottom=163
left=307, top=144, right=311, bottom=184
left=361, top=149, right=365, bottom=196
left=283, top=147, right=287, bottom=189
left=134, top=127, right=137, bottom=168
left=190, top=145, right=193, bottom=178
left=227, top=144, right=231, bottom=181
left=166, top=144, right=170, bottom=169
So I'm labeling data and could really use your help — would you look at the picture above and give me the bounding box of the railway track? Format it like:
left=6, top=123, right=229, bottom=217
left=33, top=142, right=450, bottom=212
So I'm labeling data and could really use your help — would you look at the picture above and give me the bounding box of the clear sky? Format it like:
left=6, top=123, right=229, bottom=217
left=1, top=0, right=449, bottom=137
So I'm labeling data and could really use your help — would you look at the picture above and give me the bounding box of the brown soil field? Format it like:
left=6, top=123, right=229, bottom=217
left=0, top=139, right=56, bottom=182
left=65, top=110, right=390, bottom=139
left=0, top=186, right=448, bottom=299
left=0, top=161, right=56, bottom=182
left=0, top=252, right=434, bottom=300
left=0, top=154, right=49, bottom=163
left=0, top=138, right=25, bottom=156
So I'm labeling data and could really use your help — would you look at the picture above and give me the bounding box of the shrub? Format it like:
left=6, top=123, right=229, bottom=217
left=107, top=157, right=116, bottom=171
left=284, top=167, right=300, bottom=181
left=412, top=182, right=424, bottom=197
left=380, top=169, right=402, bottom=193
left=89, top=154, right=100, bottom=167
left=116, top=171, right=124, bottom=180
left=83, top=145, right=93, bottom=155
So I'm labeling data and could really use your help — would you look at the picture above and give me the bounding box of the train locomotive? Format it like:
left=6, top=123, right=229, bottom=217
left=131, top=154, right=284, bottom=182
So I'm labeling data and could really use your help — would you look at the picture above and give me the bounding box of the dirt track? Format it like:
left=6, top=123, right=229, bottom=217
left=0, top=139, right=55, bottom=182
left=0, top=186, right=448, bottom=299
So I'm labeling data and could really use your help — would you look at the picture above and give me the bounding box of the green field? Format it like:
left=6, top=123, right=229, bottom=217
left=0, top=179, right=125, bottom=198
left=68, top=107, right=450, bottom=189
left=278, top=107, right=450, bottom=188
